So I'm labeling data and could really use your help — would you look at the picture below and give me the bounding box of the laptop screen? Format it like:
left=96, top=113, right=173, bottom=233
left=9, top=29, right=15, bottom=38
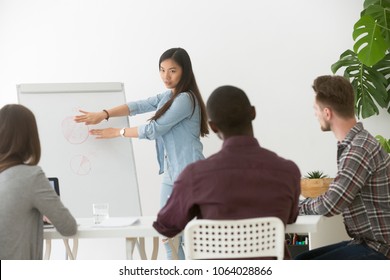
left=44, top=178, right=60, bottom=228
left=48, top=177, right=60, bottom=196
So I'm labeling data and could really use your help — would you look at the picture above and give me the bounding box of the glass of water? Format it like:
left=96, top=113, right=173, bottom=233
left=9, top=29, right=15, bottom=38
left=92, top=203, right=109, bottom=224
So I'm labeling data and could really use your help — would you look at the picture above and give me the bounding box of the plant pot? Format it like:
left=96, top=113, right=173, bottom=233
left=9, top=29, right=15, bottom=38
left=300, top=178, right=333, bottom=198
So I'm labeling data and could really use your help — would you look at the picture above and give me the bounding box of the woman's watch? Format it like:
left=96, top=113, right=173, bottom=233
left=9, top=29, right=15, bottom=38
left=119, top=128, right=126, bottom=138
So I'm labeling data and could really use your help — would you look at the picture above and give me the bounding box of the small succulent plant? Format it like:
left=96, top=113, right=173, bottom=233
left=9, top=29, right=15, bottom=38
left=304, top=170, right=329, bottom=179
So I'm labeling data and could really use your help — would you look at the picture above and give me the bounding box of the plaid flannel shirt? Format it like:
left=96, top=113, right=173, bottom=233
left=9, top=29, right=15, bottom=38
left=299, top=122, right=390, bottom=258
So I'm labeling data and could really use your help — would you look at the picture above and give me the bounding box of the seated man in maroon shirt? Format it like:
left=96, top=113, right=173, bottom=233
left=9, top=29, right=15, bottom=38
left=153, top=85, right=301, bottom=259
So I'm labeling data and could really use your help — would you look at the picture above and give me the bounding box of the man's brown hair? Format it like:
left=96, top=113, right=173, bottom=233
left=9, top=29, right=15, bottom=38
left=312, top=75, right=355, bottom=118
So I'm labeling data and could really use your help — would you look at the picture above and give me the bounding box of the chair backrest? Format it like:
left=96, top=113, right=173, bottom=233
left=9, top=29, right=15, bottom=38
left=184, top=217, right=285, bottom=260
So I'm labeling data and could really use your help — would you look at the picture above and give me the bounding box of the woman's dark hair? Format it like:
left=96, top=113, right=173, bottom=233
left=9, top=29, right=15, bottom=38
left=149, top=48, right=209, bottom=137
left=0, top=104, right=41, bottom=172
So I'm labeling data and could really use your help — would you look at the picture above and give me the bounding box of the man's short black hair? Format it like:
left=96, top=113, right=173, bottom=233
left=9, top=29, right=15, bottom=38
left=207, top=85, right=252, bottom=132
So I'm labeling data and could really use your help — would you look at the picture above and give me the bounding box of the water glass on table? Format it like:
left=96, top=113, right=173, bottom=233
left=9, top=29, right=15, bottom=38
left=92, top=203, right=109, bottom=224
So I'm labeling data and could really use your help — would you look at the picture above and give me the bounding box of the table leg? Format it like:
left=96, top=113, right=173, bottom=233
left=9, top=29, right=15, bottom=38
left=63, top=239, right=75, bottom=260
left=151, top=237, right=159, bottom=260
left=137, top=237, right=147, bottom=260
left=125, top=238, right=137, bottom=260
left=72, top=238, right=79, bottom=259
left=167, top=238, right=179, bottom=260
left=44, top=239, right=51, bottom=260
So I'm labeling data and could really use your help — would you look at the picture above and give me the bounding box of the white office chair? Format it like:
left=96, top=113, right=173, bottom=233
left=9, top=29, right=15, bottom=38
left=184, top=217, right=285, bottom=260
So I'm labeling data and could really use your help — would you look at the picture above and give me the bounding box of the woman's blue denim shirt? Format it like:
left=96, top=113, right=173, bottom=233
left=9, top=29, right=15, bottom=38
left=127, top=90, right=205, bottom=182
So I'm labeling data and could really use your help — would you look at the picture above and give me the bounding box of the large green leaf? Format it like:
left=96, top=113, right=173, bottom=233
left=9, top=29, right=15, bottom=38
left=331, top=50, right=360, bottom=73
left=364, top=0, right=376, bottom=8
left=362, top=4, right=390, bottom=45
left=373, top=53, right=390, bottom=113
left=364, top=0, right=390, bottom=9
left=375, top=135, right=390, bottom=152
left=331, top=50, right=388, bottom=118
left=373, top=52, right=390, bottom=102
left=353, top=15, right=388, bottom=66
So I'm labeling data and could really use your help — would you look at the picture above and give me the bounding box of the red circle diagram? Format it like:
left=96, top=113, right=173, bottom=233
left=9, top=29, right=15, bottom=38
left=62, top=116, right=89, bottom=144
left=70, top=155, right=91, bottom=175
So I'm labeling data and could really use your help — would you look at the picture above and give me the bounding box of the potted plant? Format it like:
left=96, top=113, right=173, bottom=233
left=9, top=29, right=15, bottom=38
left=331, top=0, right=390, bottom=120
left=331, top=0, right=390, bottom=153
left=300, top=170, right=334, bottom=198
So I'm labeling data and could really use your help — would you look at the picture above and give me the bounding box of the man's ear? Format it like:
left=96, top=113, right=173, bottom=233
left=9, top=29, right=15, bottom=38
left=208, top=121, right=219, bottom=134
left=323, top=107, right=332, bottom=120
left=251, top=106, right=256, bottom=120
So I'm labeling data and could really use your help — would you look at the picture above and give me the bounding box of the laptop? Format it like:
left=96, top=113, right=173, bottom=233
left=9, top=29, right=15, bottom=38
left=48, top=177, right=60, bottom=196
left=43, top=177, right=60, bottom=228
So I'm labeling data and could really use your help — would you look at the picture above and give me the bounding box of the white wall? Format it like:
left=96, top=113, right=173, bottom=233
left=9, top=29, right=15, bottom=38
left=1, top=0, right=389, bottom=259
